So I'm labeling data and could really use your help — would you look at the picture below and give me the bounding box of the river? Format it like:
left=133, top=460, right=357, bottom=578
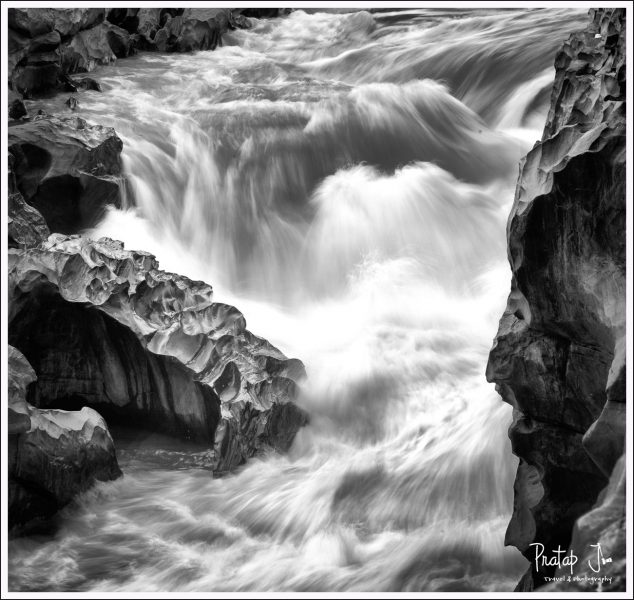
left=9, top=7, right=588, bottom=592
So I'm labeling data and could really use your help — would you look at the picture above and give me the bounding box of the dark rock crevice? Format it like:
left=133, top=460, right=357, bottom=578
left=10, top=280, right=222, bottom=444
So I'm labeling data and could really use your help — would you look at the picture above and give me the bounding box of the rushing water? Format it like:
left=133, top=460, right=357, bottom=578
left=10, top=8, right=588, bottom=592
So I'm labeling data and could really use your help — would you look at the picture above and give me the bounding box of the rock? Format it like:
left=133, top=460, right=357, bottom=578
left=136, top=8, right=162, bottom=41
left=8, top=192, right=50, bottom=248
left=174, top=13, right=223, bottom=52
left=73, top=76, right=102, bottom=92
left=486, top=8, right=625, bottom=590
left=8, top=345, right=121, bottom=532
left=8, top=8, right=250, bottom=96
left=8, top=115, right=123, bottom=234
left=8, top=90, right=28, bottom=120
left=103, top=22, right=134, bottom=58
left=65, top=95, right=79, bottom=110
left=61, top=23, right=117, bottom=73
left=10, top=31, right=61, bottom=97
left=549, top=455, right=626, bottom=591
left=106, top=8, right=140, bottom=34
left=9, top=236, right=308, bottom=472
left=8, top=8, right=105, bottom=38
left=143, top=8, right=250, bottom=54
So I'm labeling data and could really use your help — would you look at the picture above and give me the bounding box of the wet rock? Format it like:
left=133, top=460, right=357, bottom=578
left=550, top=455, right=626, bottom=590
left=8, top=90, right=28, bottom=120
left=8, top=9, right=108, bottom=95
left=8, top=345, right=121, bottom=532
left=65, top=95, right=79, bottom=110
left=9, top=8, right=105, bottom=38
left=8, top=192, right=50, bottom=248
left=8, top=115, right=123, bottom=234
left=103, top=22, right=134, bottom=58
left=9, top=236, right=308, bottom=472
left=61, top=23, right=117, bottom=73
left=106, top=8, right=140, bottom=34
left=8, top=8, right=105, bottom=38
left=10, top=38, right=61, bottom=97
left=486, top=8, right=625, bottom=590
left=136, top=8, right=162, bottom=42
left=73, top=76, right=102, bottom=92
left=175, top=19, right=222, bottom=52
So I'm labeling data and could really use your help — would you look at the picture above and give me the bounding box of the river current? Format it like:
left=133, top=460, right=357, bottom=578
left=10, top=8, right=588, bottom=592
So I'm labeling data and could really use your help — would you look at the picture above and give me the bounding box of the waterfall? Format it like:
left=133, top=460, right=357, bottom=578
left=9, top=8, right=588, bottom=592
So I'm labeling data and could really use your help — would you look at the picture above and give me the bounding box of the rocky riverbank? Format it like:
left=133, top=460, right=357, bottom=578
left=7, top=7, right=306, bottom=533
left=487, top=7, right=626, bottom=591
left=8, top=8, right=292, bottom=101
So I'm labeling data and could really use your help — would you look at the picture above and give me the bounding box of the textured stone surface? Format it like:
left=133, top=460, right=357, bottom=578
left=136, top=8, right=248, bottom=53
left=8, top=115, right=123, bottom=234
left=8, top=9, right=105, bottom=96
left=61, top=22, right=134, bottom=74
left=9, top=8, right=105, bottom=39
left=486, top=8, right=625, bottom=590
left=9, top=235, right=307, bottom=472
left=8, top=192, right=50, bottom=248
left=8, top=346, right=121, bottom=532
left=549, top=455, right=626, bottom=590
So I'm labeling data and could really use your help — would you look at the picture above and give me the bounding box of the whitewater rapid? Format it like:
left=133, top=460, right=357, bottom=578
left=10, top=8, right=588, bottom=592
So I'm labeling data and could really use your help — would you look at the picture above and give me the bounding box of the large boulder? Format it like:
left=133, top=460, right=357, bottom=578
left=9, top=29, right=62, bottom=96
left=60, top=23, right=116, bottom=73
left=8, top=8, right=106, bottom=96
left=8, top=345, right=121, bottom=532
left=9, top=235, right=308, bottom=472
left=8, top=115, right=123, bottom=234
left=486, top=8, right=625, bottom=590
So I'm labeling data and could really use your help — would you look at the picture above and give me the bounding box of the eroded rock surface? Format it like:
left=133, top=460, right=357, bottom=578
left=8, top=345, right=121, bottom=532
left=8, top=115, right=123, bottom=234
left=9, top=235, right=307, bottom=473
left=486, top=8, right=625, bottom=590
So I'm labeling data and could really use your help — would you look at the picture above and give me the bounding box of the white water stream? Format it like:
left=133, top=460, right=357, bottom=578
left=9, top=8, right=587, bottom=592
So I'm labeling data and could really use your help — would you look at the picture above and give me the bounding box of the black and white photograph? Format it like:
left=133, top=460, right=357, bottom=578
left=1, top=1, right=631, bottom=595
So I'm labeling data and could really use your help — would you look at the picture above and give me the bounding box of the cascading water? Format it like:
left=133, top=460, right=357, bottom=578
left=9, top=8, right=589, bottom=592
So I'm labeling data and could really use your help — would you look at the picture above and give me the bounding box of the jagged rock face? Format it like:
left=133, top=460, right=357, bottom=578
left=136, top=8, right=248, bottom=53
left=9, top=235, right=308, bottom=472
left=8, top=192, right=50, bottom=248
left=8, top=9, right=106, bottom=96
left=549, top=455, right=626, bottom=591
left=8, top=115, right=123, bottom=234
left=486, top=8, right=625, bottom=590
left=9, top=8, right=106, bottom=39
left=61, top=22, right=135, bottom=74
left=10, top=281, right=221, bottom=443
left=8, top=345, right=121, bottom=532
